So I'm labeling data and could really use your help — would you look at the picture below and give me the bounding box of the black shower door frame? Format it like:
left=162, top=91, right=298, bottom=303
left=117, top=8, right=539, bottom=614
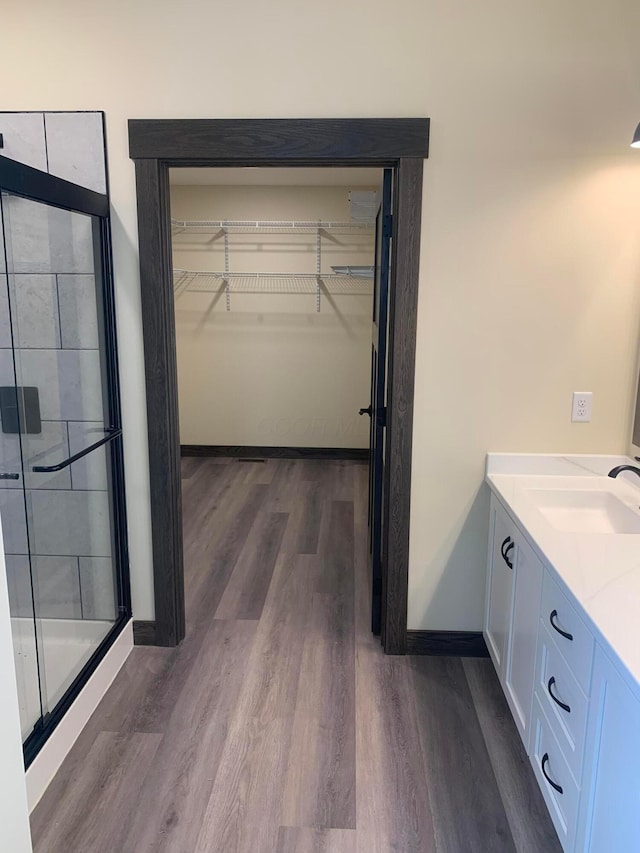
left=0, top=154, right=132, bottom=767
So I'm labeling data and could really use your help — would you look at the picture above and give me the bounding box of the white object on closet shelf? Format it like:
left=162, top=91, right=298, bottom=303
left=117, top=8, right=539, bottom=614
left=349, top=190, right=379, bottom=221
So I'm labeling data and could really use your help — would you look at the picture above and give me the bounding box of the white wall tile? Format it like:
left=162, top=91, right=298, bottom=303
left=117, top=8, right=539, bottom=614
left=0, top=346, right=16, bottom=385
left=79, top=557, right=116, bottom=620
left=9, top=275, right=60, bottom=349
left=17, top=349, right=104, bottom=422
left=0, top=489, right=28, bottom=554
left=31, top=555, right=81, bottom=619
left=0, top=112, right=47, bottom=171
left=0, top=350, right=21, bottom=486
left=22, top=421, right=71, bottom=491
left=4, top=556, right=32, bottom=618
left=2, top=196, right=94, bottom=275
left=6, top=555, right=84, bottom=620
left=27, top=489, right=111, bottom=557
left=68, top=422, right=108, bottom=491
left=57, top=275, right=99, bottom=349
left=0, top=278, right=12, bottom=347
left=0, top=433, right=21, bottom=489
left=44, top=113, right=106, bottom=194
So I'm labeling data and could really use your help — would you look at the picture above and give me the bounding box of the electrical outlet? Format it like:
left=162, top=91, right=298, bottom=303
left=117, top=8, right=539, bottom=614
left=572, top=391, right=592, bottom=423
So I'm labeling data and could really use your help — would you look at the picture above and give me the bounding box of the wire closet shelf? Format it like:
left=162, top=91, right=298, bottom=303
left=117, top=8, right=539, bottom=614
left=173, top=269, right=373, bottom=295
left=172, top=217, right=375, bottom=309
left=170, top=218, right=375, bottom=234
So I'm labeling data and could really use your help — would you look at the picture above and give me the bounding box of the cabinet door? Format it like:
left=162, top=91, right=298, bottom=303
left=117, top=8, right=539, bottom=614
left=484, top=498, right=515, bottom=678
left=577, top=647, right=640, bottom=852
left=504, top=538, right=544, bottom=745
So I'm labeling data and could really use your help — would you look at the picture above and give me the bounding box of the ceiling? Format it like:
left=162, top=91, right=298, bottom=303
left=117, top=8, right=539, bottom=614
left=169, top=167, right=382, bottom=187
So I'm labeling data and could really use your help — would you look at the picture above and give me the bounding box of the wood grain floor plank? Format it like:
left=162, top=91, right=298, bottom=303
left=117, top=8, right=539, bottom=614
left=215, top=511, right=288, bottom=620
left=330, top=459, right=358, bottom=502
left=180, top=456, right=200, bottom=479
left=193, top=553, right=321, bottom=852
left=352, top=463, right=435, bottom=853
left=281, top=592, right=356, bottom=829
left=181, top=454, right=242, bottom=513
left=462, top=658, right=562, bottom=853
left=411, top=656, right=516, bottom=853
left=317, top=500, right=354, bottom=596
left=355, top=650, right=436, bottom=853
left=181, top=460, right=245, bottom=573
left=295, top=480, right=324, bottom=554
left=354, top=465, right=436, bottom=853
left=276, top=826, right=357, bottom=853
left=31, top=730, right=162, bottom=853
left=241, top=459, right=275, bottom=485
left=263, top=458, right=304, bottom=513
left=81, top=644, right=194, bottom=735
left=123, top=619, right=258, bottom=853
left=185, top=482, right=269, bottom=627
left=300, top=459, right=327, bottom=482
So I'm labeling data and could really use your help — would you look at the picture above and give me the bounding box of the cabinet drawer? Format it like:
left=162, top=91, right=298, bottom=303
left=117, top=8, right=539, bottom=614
left=531, top=696, right=581, bottom=851
left=541, top=572, right=594, bottom=693
left=484, top=497, right=516, bottom=676
left=534, top=621, right=589, bottom=783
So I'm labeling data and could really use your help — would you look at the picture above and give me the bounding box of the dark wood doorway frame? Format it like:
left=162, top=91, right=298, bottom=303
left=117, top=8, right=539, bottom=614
left=128, top=118, right=429, bottom=653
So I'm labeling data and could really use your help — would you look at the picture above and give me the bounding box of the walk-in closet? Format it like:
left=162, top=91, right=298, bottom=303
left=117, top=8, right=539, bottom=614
left=170, top=168, right=381, bottom=454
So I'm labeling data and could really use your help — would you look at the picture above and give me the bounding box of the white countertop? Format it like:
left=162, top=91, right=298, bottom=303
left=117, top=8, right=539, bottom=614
left=486, top=454, right=640, bottom=699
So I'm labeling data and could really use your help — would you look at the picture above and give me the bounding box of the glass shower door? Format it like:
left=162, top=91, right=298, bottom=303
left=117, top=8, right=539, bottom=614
left=0, top=197, right=42, bottom=740
left=0, top=171, right=129, bottom=754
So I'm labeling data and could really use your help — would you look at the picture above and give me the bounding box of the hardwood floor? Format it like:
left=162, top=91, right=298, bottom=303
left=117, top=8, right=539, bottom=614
left=30, top=458, right=561, bottom=853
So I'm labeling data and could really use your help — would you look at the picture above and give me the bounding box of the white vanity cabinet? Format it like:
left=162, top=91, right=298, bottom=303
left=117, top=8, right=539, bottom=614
left=575, top=647, right=640, bottom=852
left=503, top=532, right=544, bottom=743
left=484, top=498, right=515, bottom=676
left=484, top=494, right=543, bottom=745
left=484, top=489, right=640, bottom=852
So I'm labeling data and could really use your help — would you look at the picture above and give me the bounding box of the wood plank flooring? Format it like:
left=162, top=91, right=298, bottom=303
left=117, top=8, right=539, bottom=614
left=30, top=458, right=561, bottom=853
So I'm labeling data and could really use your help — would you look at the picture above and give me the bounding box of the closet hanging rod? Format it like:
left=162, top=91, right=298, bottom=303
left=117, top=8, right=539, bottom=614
left=171, top=218, right=375, bottom=233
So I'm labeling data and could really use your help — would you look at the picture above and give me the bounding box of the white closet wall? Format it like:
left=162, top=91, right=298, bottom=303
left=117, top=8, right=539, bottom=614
left=171, top=184, right=376, bottom=449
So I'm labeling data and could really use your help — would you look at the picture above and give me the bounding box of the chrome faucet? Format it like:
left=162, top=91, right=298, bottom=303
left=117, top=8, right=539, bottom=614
left=607, top=465, right=640, bottom=479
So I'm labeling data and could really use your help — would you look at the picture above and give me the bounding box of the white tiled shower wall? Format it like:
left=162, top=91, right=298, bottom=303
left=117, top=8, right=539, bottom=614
left=0, top=112, right=113, bottom=622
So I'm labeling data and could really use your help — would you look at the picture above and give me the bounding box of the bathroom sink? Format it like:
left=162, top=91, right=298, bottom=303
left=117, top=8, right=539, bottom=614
left=527, top=489, right=640, bottom=534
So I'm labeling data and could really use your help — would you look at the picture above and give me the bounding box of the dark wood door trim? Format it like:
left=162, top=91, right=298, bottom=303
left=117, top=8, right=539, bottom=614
left=382, top=158, right=423, bottom=653
left=129, top=118, right=429, bottom=652
left=129, top=118, right=429, bottom=162
left=134, top=157, right=184, bottom=647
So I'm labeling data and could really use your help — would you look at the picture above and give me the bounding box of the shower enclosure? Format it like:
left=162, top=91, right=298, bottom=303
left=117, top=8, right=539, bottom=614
left=0, top=154, right=130, bottom=765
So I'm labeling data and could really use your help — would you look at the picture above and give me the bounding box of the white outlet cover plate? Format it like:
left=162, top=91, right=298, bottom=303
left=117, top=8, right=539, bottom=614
left=572, top=391, right=592, bottom=423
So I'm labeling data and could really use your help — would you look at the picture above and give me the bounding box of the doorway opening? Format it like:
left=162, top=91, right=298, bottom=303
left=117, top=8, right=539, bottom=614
left=128, top=118, right=429, bottom=653
left=169, top=166, right=386, bottom=635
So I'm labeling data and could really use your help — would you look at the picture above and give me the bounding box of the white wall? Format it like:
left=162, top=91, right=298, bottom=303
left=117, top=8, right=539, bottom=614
left=171, top=184, right=374, bottom=448
left=2, top=0, right=639, bottom=627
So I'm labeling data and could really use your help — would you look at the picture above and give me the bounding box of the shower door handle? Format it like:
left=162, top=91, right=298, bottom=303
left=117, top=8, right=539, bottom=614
left=32, top=428, right=122, bottom=473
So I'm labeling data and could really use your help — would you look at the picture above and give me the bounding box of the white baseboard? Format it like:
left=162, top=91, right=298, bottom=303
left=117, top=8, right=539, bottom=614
left=25, top=619, right=133, bottom=812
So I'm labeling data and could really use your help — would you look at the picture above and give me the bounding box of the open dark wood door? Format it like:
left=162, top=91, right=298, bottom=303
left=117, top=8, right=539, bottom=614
left=362, top=169, right=393, bottom=635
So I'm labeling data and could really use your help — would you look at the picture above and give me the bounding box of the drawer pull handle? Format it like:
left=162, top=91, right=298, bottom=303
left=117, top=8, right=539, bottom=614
left=500, top=536, right=514, bottom=570
left=541, top=753, right=563, bottom=795
left=547, top=677, right=571, bottom=714
left=549, top=609, right=573, bottom=641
